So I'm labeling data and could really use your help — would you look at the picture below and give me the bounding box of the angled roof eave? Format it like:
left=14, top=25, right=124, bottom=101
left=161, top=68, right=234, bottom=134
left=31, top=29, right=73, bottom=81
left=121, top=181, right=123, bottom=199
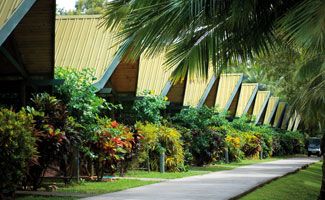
left=197, top=75, right=217, bottom=108
left=0, top=0, right=37, bottom=46
left=93, top=37, right=133, bottom=91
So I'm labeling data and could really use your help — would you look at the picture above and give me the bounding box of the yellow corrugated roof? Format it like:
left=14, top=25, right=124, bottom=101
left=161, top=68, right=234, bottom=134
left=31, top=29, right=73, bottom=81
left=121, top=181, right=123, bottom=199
left=55, top=15, right=119, bottom=80
left=273, top=102, right=286, bottom=128
left=281, top=106, right=291, bottom=129
left=263, top=96, right=279, bottom=125
left=287, top=111, right=298, bottom=131
left=0, top=0, right=23, bottom=29
left=183, top=68, right=214, bottom=107
left=292, top=114, right=301, bottom=131
left=235, top=83, right=258, bottom=117
left=137, top=52, right=173, bottom=95
left=215, top=73, right=243, bottom=110
left=252, top=91, right=270, bottom=123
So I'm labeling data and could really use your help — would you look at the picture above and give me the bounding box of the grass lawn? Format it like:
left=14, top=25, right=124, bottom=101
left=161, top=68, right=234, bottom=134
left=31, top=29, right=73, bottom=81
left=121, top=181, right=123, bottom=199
left=240, top=162, right=322, bottom=200
left=124, top=169, right=207, bottom=179
left=191, top=157, right=280, bottom=172
left=17, top=179, right=157, bottom=200
left=57, top=179, right=158, bottom=194
left=125, top=157, right=282, bottom=179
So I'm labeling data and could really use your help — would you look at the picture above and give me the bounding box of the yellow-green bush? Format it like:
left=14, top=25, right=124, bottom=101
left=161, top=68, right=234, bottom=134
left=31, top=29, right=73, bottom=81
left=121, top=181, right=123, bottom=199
left=240, top=132, right=261, bottom=159
left=136, top=122, right=184, bottom=171
left=224, top=128, right=244, bottom=162
left=0, top=109, right=36, bottom=196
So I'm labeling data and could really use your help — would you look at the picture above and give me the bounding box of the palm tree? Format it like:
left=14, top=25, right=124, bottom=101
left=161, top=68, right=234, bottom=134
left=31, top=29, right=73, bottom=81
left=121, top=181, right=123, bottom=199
left=103, top=0, right=305, bottom=81
left=103, top=0, right=325, bottom=197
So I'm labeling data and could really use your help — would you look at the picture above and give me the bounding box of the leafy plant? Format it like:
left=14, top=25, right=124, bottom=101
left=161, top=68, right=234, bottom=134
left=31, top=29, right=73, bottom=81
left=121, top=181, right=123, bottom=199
left=54, top=67, right=117, bottom=139
left=26, top=93, right=82, bottom=189
left=132, top=90, right=167, bottom=124
left=172, top=107, right=227, bottom=165
left=91, top=118, right=139, bottom=179
left=0, top=109, right=36, bottom=197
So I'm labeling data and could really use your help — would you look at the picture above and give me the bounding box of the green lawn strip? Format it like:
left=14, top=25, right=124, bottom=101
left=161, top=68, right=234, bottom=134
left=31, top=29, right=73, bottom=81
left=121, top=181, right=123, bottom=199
left=57, top=179, right=158, bottom=195
left=192, top=157, right=281, bottom=172
left=124, top=170, right=207, bottom=179
left=240, top=162, right=322, bottom=200
left=17, top=179, right=158, bottom=200
left=125, top=157, right=283, bottom=179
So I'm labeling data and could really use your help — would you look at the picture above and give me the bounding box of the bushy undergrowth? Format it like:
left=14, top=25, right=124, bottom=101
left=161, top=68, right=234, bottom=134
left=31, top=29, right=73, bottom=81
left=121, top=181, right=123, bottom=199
left=135, top=122, right=184, bottom=171
left=172, top=107, right=306, bottom=164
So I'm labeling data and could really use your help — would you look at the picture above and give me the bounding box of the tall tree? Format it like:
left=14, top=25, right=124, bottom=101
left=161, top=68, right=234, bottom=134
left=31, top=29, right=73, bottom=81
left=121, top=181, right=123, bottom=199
left=56, top=0, right=107, bottom=15
left=75, top=0, right=107, bottom=15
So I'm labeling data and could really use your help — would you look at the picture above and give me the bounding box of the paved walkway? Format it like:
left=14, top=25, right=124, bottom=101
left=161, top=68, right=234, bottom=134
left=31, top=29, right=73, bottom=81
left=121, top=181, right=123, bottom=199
left=84, top=157, right=319, bottom=200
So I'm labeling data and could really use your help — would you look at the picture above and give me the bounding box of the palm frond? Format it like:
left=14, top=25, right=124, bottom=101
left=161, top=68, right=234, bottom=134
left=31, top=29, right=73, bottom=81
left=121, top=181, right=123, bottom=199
left=277, top=0, right=325, bottom=54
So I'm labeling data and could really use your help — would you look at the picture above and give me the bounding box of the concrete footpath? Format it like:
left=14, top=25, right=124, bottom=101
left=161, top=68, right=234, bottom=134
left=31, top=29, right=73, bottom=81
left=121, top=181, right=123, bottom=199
left=84, top=157, right=319, bottom=200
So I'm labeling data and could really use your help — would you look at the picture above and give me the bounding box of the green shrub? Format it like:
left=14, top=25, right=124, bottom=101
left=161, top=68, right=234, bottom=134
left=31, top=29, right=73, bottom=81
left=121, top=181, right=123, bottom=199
left=132, top=90, right=167, bottom=124
left=54, top=67, right=118, bottom=138
left=172, top=107, right=228, bottom=166
left=0, top=109, right=36, bottom=195
left=136, top=122, right=184, bottom=171
left=172, top=106, right=228, bottom=130
left=274, top=131, right=306, bottom=155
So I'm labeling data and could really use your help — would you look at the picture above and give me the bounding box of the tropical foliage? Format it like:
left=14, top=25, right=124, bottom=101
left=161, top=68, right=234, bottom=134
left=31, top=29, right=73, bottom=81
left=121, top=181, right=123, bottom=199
left=136, top=122, right=184, bottom=171
left=132, top=90, right=168, bottom=124
left=91, top=118, right=140, bottom=180
left=0, top=109, right=36, bottom=197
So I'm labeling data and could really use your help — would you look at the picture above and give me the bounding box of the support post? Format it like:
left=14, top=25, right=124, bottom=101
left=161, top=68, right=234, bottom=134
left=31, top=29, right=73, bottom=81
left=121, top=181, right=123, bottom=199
left=225, top=148, right=229, bottom=164
left=159, top=150, right=165, bottom=173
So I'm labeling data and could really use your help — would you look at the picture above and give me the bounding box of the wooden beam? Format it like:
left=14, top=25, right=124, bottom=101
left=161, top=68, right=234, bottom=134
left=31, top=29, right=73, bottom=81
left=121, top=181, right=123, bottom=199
left=98, top=88, right=112, bottom=94
left=0, top=47, right=29, bottom=78
left=161, top=80, right=173, bottom=96
left=29, top=79, right=64, bottom=86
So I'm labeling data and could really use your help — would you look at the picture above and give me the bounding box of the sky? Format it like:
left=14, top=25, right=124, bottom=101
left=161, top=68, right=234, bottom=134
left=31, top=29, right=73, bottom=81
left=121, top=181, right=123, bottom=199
left=56, top=0, right=77, bottom=10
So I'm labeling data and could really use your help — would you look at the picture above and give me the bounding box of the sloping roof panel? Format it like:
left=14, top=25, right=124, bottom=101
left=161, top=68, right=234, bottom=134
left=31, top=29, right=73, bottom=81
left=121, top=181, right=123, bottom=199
left=273, top=102, right=286, bottom=128
left=137, top=52, right=173, bottom=95
left=0, top=0, right=36, bottom=46
left=287, top=111, right=298, bottom=131
left=281, top=106, right=291, bottom=130
left=292, top=114, right=301, bottom=131
left=263, top=96, right=279, bottom=125
left=252, top=91, right=270, bottom=123
left=0, top=0, right=23, bottom=29
left=55, top=15, right=119, bottom=80
left=183, top=68, right=215, bottom=107
left=235, top=83, right=258, bottom=117
left=215, top=73, right=243, bottom=111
